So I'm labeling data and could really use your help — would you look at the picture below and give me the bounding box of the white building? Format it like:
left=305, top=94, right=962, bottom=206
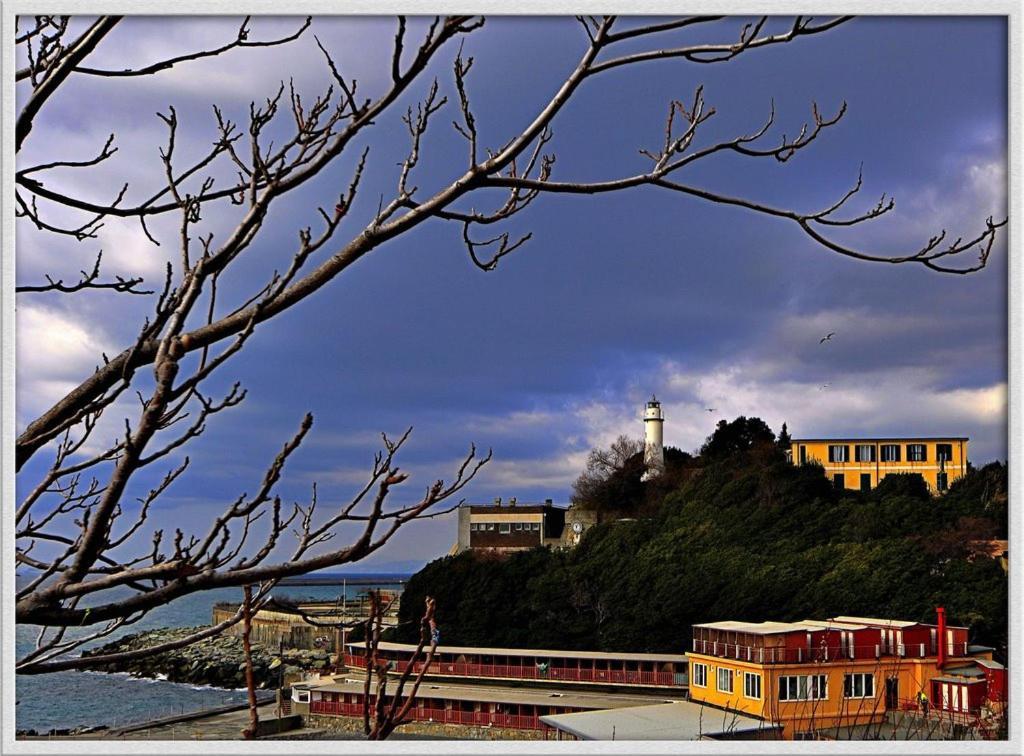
left=641, top=395, right=665, bottom=481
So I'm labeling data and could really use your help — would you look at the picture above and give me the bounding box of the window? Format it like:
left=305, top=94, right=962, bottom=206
left=843, top=673, right=875, bottom=699
left=936, top=443, right=953, bottom=462
left=744, top=672, right=762, bottom=699
left=937, top=472, right=949, bottom=492
left=470, top=523, right=478, bottom=531
left=717, top=667, right=734, bottom=693
left=833, top=473, right=845, bottom=489
left=514, top=522, right=523, bottom=531
left=881, top=444, right=901, bottom=462
left=828, top=444, right=850, bottom=463
left=692, top=662, right=707, bottom=688
left=486, top=523, right=495, bottom=531
left=907, top=444, right=926, bottom=462
left=779, top=675, right=828, bottom=701
left=531, top=523, right=540, bottom=531
left=498, top=523, right=511, bottom=534
left=860, top=473, right=872, bottom=492
left=855, top=444, right=876, bottom=462
left=799, top=445, right=807, bottom=464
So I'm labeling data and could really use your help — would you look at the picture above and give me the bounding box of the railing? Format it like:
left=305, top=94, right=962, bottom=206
left=897, top=697, right=981, bottom=719
left=309, top=699, right=547, bottom=730
left=689, top=640, right=970, bottom=664
left=342, top=654, right=679, bottom=687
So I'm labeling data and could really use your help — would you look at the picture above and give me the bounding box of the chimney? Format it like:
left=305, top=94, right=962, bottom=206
left=494, top=497, right=502, bottom=507
left=509, top=497, right=517, bottom=507
left=936, top=606, right=947, bottom=669
left=545, top=498, right=553, bottom=505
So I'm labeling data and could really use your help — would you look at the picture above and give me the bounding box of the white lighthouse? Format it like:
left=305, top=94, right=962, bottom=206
left=642, top=395, right=665, bottom=481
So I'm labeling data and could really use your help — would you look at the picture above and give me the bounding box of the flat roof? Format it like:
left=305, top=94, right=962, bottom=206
left=540, top=701, right=781, bottom=741
left=310, top=677, right=673, bottom=710
left=697, top=617, right=970, bottom=635
left=799, top=619, right=869, bottom=631
left=347, top=640, right=688, bottom=663
left=831, top=616, right=967, bottom=630
left=464, top=502, right=567, bottom=511
left=829, top=616, right=920, bottom=629
left=694, top=620, right=812, bottom=635
left=791, top=437, right=968, bottom=443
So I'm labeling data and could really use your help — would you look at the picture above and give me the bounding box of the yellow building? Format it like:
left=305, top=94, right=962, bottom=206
left=790, top=437, right=968, bottom=493
left=687, top=615, right=1000, bottom=740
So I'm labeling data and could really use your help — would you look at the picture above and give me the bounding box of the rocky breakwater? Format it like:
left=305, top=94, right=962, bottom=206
left=82, top=626, right=336, bottom=689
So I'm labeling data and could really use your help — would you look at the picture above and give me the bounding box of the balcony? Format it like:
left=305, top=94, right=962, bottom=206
left=690, top=639, right=969, bottom=664
left=343, top=654, right=679, bottom=687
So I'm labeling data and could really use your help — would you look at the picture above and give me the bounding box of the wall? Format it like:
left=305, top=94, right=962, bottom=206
left=211, top=608, right=335, bottom=650
left=688, top=652, right=957, bottom=738
left=303, top=713, right=545, bottom=740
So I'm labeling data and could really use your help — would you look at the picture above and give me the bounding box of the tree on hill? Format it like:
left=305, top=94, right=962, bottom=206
left=14, top=14, right=1004, bottom=676
left=777, top=422, right=792, bottom=450
left=699, top=416, right=777, bottom=459
left=571, top=435, right=645, bottom=513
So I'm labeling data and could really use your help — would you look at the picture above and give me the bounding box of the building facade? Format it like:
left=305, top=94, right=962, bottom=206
left=790, top=437, right=968, bottom=493
left=687, top=611, right=1005, bottom=739
left=454, top=499, right=567, bottom=554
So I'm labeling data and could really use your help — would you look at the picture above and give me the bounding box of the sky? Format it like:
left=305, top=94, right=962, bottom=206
left=14, top=16, right=1008, bottom=572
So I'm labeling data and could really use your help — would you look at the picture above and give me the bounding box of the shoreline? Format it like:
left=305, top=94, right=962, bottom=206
left=80, top=625, right=333, bottom=690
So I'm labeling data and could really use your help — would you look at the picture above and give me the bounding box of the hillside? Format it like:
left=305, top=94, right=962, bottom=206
left=390, top=425, right=1007, bottom=660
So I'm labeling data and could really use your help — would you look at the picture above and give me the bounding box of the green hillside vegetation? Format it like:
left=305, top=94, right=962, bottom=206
left=390, top=419, right=1008, bottom=661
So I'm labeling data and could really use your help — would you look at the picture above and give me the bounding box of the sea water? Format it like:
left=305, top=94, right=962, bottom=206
left=15, top=575, right=407, bottom=733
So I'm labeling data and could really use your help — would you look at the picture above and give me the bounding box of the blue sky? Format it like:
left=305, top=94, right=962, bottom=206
left=15, top=16, right=1007, bottom=571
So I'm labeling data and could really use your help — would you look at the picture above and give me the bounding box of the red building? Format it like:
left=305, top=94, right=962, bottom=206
left=292, top=677, right=672, bottom=732
left=344, top=641, right=688, bottom=689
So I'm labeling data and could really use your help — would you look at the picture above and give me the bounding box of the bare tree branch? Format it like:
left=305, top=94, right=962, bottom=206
left=16, top=250, right=151, bottom=295
left=14, top=14, right=1005, bottom=675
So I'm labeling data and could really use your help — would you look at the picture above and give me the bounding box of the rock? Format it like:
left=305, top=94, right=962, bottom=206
left=80, top=624, right=319, bottom=690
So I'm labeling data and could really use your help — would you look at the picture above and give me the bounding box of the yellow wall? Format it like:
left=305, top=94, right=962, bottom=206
left=688, top=652, right=948, bottom=738
left=791, top=438, right=967, bottom=493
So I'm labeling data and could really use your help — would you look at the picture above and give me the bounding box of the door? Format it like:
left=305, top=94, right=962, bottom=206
left=860, top=473, right=871, bottom=491
left=885, top=677, right=899, bottom=710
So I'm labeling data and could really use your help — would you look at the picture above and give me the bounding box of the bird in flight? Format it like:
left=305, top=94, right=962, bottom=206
left=819, top=332, right=836, bottom=344
left=705, top=408, right=716, bottom=413
left=819, top=383, right=831, bottom=391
